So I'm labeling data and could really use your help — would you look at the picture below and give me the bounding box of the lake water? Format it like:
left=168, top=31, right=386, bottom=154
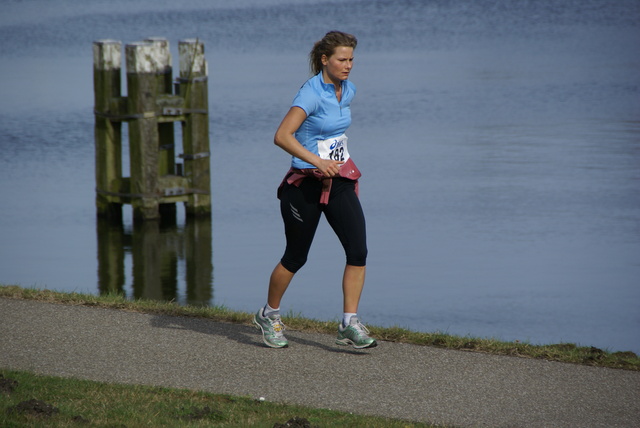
left=1, top=0, right=639, bottom=354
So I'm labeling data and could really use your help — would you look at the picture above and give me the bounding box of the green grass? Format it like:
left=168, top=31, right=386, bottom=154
left=0, top=369, right=437, bottom=427
left=1, top=284, right=638, bottom=371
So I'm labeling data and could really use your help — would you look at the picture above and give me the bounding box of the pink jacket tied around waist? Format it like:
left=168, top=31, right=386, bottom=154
left=278, top=157, right=361, bottom=204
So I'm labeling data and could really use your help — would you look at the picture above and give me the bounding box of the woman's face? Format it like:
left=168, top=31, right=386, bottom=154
left=322, top=46, right=354, bottom=84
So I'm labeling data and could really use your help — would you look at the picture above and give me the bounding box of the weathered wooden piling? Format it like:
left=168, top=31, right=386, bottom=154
left=93, top=40, right=123, bottom=220
left=126, top=41, right=161, bottom=220
left=144, top=38, right=177, bottom=221
left=93, top=37, right=211, bottom=221
left=178, top=39, right=211, bottom=217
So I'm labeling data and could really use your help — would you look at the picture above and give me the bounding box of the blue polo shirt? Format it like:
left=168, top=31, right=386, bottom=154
left=290, top=72, right=356, bottom=169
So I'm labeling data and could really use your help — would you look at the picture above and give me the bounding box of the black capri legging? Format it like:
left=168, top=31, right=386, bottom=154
left=279, top=177, right=367, bottom=273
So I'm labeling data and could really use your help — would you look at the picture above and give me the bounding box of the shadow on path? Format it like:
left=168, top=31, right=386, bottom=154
left=149, top=314, right=372, bottom=356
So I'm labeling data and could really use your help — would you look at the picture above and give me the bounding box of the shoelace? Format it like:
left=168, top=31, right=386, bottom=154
left=269, top=316, right=286, bottom=336
left=350, top=319, right=370, bottom=336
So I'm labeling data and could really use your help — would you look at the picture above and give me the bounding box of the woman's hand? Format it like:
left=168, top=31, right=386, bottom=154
left=316, top=159, right=344, bottom=177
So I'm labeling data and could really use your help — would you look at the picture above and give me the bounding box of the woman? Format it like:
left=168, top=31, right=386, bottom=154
left=253, top=31, right=376, bottom=349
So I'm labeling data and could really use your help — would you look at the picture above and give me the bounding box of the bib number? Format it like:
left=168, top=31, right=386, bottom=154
left=318, top=134, right=350, bottom=162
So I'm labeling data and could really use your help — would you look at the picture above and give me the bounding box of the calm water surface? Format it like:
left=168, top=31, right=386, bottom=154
left=1, top=0, right=639, bottom=353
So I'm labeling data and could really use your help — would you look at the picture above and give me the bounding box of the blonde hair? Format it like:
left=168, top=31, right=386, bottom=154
left=309, top=31, right=357, bottom=75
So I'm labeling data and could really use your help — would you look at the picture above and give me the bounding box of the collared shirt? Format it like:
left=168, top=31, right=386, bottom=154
left=290, top=72, right=356, bottom=169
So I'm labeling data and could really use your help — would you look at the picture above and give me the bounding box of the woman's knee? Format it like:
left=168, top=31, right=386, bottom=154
left=280, top=255, right=307, bottom=274
left=346, top=246, right=367, bottom=267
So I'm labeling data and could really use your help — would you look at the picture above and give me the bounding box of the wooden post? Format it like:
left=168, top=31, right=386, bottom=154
left=93, top=39, right=123, bottom=220
left=126, top=42, right=161, bottom=220
left=179, top=39, right=211, bottom=216
left=145, top=38, right=175, bottom=178
left=145, top=37, right=177, bottom=221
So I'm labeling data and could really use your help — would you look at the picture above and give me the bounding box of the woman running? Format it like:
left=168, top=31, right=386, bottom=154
left=253, top=31, right=376, bottom=350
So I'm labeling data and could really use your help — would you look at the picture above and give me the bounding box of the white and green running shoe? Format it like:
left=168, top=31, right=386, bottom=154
left=253, top=308, right=289, bottom=348
left=336, top=316, right=377, bottom=349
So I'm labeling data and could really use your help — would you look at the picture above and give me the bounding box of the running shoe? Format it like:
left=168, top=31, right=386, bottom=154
left=336, top=316, right=377, bottom=349
left=253, top=308, right=288, bottom=348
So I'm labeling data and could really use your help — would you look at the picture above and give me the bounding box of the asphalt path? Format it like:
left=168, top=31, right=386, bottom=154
left=1, top=298, right=638, bottom=427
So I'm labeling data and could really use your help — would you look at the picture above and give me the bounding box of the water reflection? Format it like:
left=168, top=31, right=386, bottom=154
left=97, top=214, right=213, bottom=306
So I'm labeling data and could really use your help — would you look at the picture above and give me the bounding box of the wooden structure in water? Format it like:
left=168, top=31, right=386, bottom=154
left=93, top=38, right=211, bottom=221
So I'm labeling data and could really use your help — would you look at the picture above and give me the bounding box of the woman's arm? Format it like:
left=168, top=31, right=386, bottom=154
left=274, top=107, right=344, bottom=177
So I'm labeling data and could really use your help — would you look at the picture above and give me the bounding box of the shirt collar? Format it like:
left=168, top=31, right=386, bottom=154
left=317, top=71, right=345, bottom=93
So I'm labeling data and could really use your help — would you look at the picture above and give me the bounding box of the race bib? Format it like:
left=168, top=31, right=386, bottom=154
left=317, top=134, right=350, bottom=162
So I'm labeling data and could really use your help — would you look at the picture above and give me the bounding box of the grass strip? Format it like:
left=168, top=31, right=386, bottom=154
left=0, top=369, right=438, bottom=428
left=1, top=284, right=638, bottom=371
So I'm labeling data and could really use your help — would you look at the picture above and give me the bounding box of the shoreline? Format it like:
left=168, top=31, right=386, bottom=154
left=1, top=284, right=638, bottom=371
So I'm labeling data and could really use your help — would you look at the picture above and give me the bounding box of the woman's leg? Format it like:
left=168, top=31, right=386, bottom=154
left=254, top=180, right=322, bottom=348
left=324, top=179, right=368, bottom=314
left=255, top=263, right=292, bottom=349
left=267, top=262, right=295, bottom=309
left=270, top=179, right=323, bottom=306
left=342, top=264, right=366, bottom=313
left=328, top=184, right=376, bottom=348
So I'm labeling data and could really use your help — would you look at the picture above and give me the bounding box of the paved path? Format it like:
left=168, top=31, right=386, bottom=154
left=1, top=298, right=638, bottom=427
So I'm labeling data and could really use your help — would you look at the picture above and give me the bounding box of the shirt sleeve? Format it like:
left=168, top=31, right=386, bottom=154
left=291, top=81, right=317, bottom=116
